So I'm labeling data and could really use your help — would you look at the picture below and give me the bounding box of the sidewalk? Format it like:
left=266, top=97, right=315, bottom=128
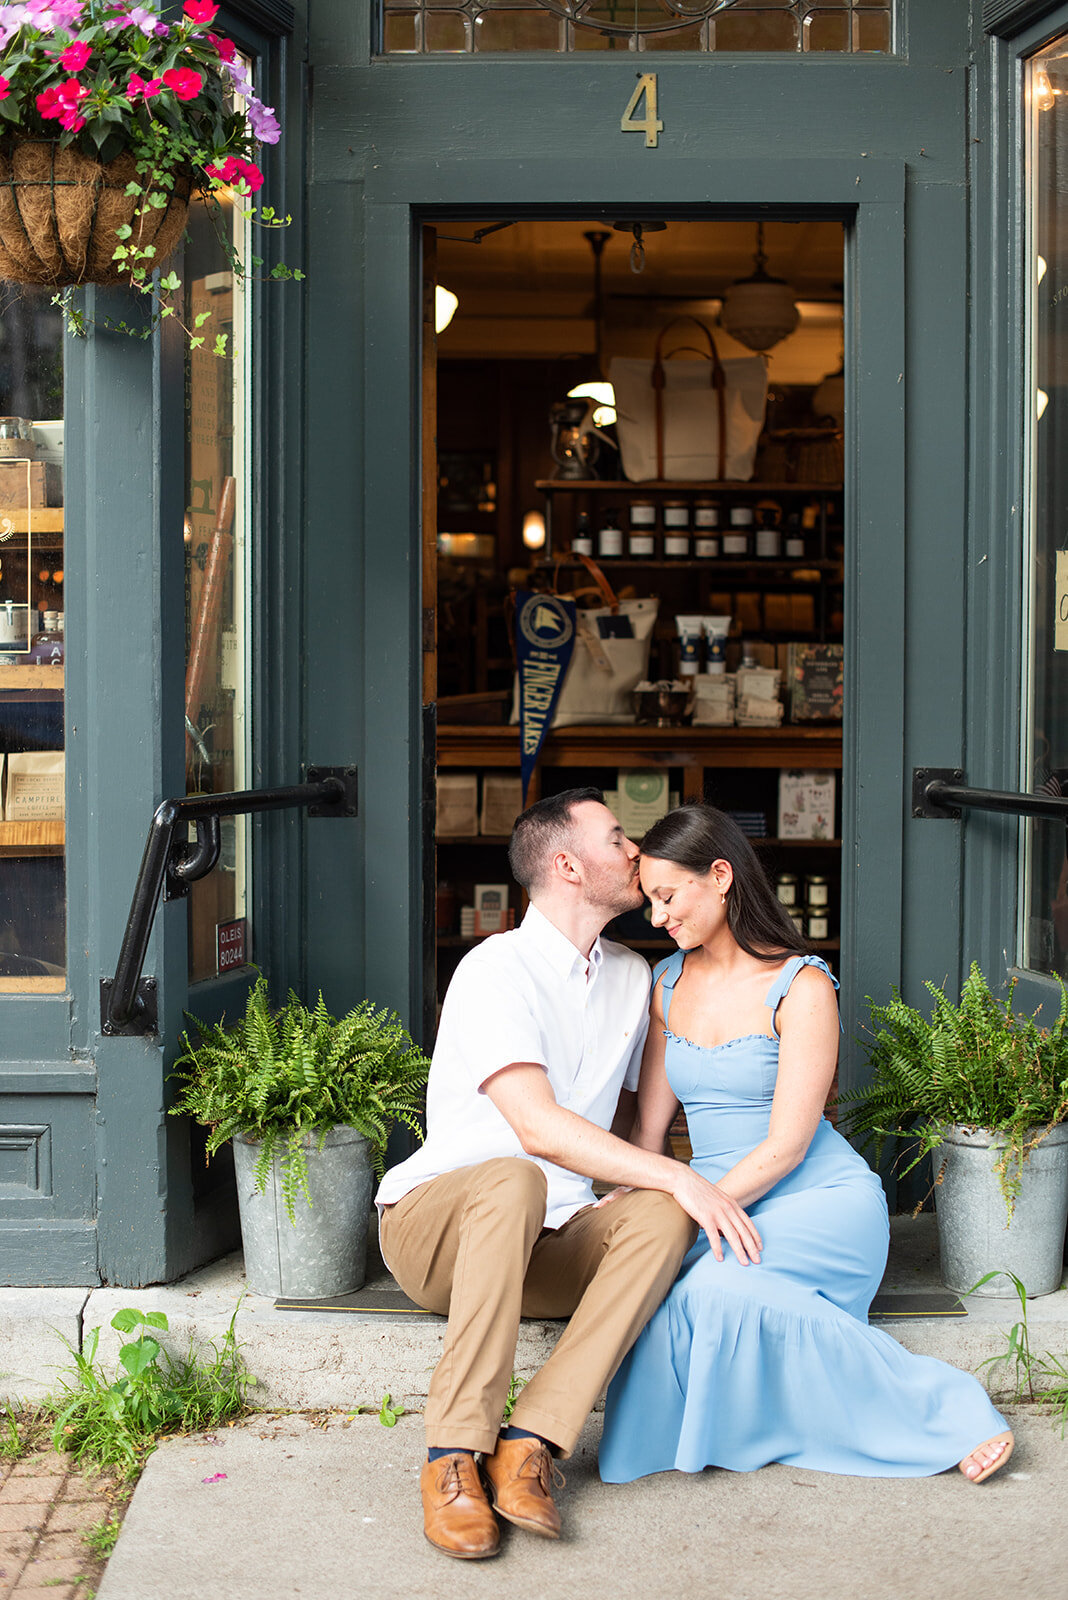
left=0, top=1445, right=120, bottom=1599
left=94, top=1406, right=1066, bottom=1600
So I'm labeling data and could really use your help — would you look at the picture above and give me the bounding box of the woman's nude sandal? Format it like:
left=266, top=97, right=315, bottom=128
left=959, top=1431, right=1014, bottom=1484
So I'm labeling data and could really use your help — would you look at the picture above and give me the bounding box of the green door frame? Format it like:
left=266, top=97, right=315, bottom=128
left=357, top=156, right=906, bottom=1092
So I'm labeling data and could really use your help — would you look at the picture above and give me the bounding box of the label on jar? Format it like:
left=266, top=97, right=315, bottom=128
left=721, top=532, right=749, bottom=556
left=628, top=533, right=655, bottom=557
left=776, top=877, right=798, bottom=907
left=663, top=533, right=690, bottom=558
left=756, top=529, right=781, bottom=558
left=629, top=503, right=656, bottom=527
left=573, top=535, right=594, bottom=556
left=694, top=504, right=719, bottom=528
left=729, top=506, right=754, bottom=528
left=807, top=912, right=830, bottom=940
left=663, top=504, right=690, bottom=528
left=785, top=536, right=805, bottom=558
left=805, top=878, right=830, bottom=907
left=598, top=527, right=623, bottom=558
left=694, top=535, right=720, bottom=559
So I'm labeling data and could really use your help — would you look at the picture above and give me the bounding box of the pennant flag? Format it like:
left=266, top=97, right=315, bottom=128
left=515, top=590, right=576, bottom=802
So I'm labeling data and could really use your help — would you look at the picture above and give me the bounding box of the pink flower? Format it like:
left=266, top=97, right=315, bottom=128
left=162, top=66, right=201, bottom=102
left=126, top=72, right=163, bottom=101
left=206, top=31, right=235, bottom=62
left=184, top=1, right=219, bottom=22
left=0, top=77, right=9, bottom=102
left=37, top=77, right=89, bottom=123
left=59, top=40, right=91, bottom=71
left=205, top=155, right=263, bottom=193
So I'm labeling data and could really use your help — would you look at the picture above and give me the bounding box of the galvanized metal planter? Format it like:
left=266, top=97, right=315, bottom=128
left=232, top=1126, right=375, bottom=1298
left=931, top=1122, right=1068, bottom=1298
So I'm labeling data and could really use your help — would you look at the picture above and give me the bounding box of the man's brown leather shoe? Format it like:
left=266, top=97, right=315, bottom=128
left=420, top=1453, right=500, bottom=1559
left=482, top=1436, right=563, bottom=1539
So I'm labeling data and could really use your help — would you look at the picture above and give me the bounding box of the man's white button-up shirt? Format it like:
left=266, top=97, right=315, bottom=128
left=376, top=904, right=652, bottom=1230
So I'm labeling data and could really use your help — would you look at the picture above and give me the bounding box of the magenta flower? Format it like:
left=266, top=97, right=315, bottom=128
left=59, top=40, right=91, bottom=71
left=206, top=31, right=235, bottom=62
left=184, top=0, right=219, bottom=22
left=0, top=76, right=9, bottom=101
left=126, top=71, right=162, bottom=101
left=205, top=155, right=264, bottom=193
left=162, top=66, right=201, bottom=102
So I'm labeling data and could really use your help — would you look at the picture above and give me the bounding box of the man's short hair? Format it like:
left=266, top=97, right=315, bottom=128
left=508, top=786, right=605, bottom=894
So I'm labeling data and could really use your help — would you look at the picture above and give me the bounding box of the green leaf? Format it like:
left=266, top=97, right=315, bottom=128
left=119, top=1339, right=160, bottom=1380
left=378, top=1393, right=404, bottom=1427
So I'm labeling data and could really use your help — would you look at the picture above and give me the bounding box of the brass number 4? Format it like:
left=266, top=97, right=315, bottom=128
left=621, top=74, right=663, bottom=149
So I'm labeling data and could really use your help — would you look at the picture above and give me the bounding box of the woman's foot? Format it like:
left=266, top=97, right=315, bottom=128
left=959, top=1431, right=1014, bottom=1483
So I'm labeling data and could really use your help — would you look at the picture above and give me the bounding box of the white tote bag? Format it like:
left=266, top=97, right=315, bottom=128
left=610, top=317, right=767, bottom=483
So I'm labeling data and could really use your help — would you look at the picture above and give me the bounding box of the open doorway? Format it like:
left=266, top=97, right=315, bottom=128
left=427, top=215, right=846, bottom=1051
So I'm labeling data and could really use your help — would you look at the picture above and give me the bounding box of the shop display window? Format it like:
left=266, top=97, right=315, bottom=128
left=380, top=0, right=892, bottom=56
left=1024, top=29, right=1068, bottom=980
left=0, top=289, right=65, bottom=994
left=183, top=154, right=252, bottom=985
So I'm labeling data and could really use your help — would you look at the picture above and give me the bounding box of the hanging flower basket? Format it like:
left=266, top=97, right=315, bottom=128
left=0, top=137, right=192, bottom=288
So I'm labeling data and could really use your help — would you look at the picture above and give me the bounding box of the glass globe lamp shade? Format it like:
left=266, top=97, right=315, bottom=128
left=719, top=275, right=800, bottom=354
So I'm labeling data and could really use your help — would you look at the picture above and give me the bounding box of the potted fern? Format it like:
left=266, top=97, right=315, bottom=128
left=839, top=963, right=1068, bottom=1299
left=170, top=976, right=430, bottom=1298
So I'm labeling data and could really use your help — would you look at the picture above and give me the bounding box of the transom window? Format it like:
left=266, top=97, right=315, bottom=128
left=380, top=0, right=893, bottom=56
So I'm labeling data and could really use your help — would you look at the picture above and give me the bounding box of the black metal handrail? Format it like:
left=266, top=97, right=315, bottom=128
left=102, top=767, right=357, bottom=1037
left=912, top=767, right=1068, bottom=869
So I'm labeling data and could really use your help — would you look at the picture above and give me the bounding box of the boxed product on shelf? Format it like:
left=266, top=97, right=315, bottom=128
left=617, top=770, right=670, bottom=838
left=692, top=675, right=735, bottom=727
left=736, top=696, right=784, bottom=727
left=0, top=461, right=47, bottom=508
left=474, top=884, right=511, bottom=936
left=3, top=751, right=64, bottom=820
left=778, top=770, right=836, bottom=840
left=480, top=775, right=522, bottom=836
left=785, top=642, right=844, bottom=722
left=436, top=772, right=478, bottom=836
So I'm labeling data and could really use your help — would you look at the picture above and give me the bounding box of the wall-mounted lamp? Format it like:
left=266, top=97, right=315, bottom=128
left=522, top=510, right=547, bottom=551
left=436, top=286, right=459, bottom=334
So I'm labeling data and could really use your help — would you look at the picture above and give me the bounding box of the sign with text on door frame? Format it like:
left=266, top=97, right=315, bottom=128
left=216, top=917, right=248, bottom=974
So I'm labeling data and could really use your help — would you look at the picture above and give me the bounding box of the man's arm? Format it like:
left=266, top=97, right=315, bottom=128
left=483, top=1065, right=762, bottom=1265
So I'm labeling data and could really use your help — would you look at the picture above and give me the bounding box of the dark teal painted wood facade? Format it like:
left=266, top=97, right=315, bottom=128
left=1, top=0, right=1056, bottom=1283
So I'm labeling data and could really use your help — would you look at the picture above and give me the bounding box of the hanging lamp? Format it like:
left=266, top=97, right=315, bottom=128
left=719, top=223, right=800, bottom=353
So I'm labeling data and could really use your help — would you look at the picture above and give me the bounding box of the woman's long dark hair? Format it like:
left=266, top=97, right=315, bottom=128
left=640, top=803, right=808, bottom=963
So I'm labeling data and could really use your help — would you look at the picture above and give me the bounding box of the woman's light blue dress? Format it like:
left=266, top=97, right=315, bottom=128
left=599, top=952, right=1007, bottom=1481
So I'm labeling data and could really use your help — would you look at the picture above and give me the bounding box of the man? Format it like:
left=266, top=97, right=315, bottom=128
left=376, top=787, right=761, bottom=1560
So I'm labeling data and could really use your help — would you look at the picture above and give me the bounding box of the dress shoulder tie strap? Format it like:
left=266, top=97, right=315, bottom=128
left=652, top=949, right=686, bottom=1026
left=764, top=953, right=842, bottom=1032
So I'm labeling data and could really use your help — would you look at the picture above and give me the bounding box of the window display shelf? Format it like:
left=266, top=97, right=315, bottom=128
left=0, top=819, right=64, bottom=855
left=0, top=664, right=64, bottom=693
left=0, top=508, right=63, bottom=532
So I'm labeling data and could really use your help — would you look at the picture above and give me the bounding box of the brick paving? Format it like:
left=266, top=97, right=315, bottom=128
left=0, top=1442, right=126, bottom=1599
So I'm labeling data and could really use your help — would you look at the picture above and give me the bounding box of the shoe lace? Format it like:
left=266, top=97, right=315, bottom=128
left=436, top=1454, right=481, bottom=1501
left=517, top=1444, right=566, bottom=1496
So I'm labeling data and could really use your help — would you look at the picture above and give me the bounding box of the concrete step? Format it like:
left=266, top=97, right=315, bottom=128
left=2, top=1215, right=1066, bottom=1413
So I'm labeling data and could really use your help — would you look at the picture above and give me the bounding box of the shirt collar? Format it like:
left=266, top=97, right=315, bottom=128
left=521, top=904, right=603, bottom=981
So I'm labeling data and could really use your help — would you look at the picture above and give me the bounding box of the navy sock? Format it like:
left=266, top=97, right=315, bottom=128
left=427, top=1445, right=474, bottom=1462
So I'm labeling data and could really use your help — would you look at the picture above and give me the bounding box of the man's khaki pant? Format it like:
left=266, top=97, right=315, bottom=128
left=379, top=1157, right=696, bottom=1458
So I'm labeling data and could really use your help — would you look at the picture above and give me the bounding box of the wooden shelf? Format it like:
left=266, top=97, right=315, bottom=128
left=0, top=819, right=64, bottom=855
left=0, top=664, right=64, bottom=691
left=535, top=480, right=842, bottom=495
left=539, top=557, right=839, bottom=576
left=0, top=508, right=63, bottom=533
left=438, top=723, right=842, bottom=773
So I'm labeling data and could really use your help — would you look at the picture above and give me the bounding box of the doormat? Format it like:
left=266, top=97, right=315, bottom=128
left=869, top=1291, right=966, bottom=1318
left=275, top=1285, right=441, bottom=1316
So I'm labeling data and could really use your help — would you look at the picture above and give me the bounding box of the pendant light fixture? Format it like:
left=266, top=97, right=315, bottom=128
left=719, top=223, right=800, bottom=354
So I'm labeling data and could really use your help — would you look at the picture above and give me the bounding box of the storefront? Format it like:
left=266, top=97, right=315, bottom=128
left=0, top=0, right=1063, bottom=1286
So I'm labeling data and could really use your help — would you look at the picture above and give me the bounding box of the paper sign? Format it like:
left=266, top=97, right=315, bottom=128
left=216, top=917, right=247, bottom=974
left=1055, top=553, right=1068, bottom=651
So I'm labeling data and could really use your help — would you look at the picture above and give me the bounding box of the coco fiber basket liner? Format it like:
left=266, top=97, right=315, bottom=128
left=0, top=138, right=192, bottom=288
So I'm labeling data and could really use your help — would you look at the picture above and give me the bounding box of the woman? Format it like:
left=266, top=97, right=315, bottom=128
left=599, top=804, right=1013, bottom=1485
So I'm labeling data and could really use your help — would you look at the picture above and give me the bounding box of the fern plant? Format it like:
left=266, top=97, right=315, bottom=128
left=837, top=962, right=1068, bottom=1217
left=170, top=975, right=430, bottom=1223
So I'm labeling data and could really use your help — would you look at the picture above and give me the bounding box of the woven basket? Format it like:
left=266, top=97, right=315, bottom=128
left=0, top=138, right=192, bottom=288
